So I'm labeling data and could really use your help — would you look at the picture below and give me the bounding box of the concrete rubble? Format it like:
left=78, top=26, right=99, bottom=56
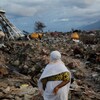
left=0, top=32, right=100, bottom=100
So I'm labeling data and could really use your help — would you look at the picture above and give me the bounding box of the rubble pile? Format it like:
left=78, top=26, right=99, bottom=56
left=0, top=33, right=100, bottom=100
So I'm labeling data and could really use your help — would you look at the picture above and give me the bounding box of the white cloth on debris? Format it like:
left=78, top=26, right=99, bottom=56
left=38, top=59, right=71, bottom=100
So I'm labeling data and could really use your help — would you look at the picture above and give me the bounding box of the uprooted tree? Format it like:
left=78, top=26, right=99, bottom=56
left=34, top=21, right=46, bottom=32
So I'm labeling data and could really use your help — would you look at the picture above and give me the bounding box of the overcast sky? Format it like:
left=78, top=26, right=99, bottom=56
left=0, top=0, right=100, bottom=32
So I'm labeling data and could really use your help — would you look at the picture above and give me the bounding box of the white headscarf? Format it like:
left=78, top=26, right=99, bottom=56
left=50, top=51, right=61, bottom=62
left=39, top=50, right=69, bottom=79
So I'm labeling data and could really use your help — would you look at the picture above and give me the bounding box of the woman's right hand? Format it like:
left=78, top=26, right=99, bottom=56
left=53, top=87, right=59, bottom=95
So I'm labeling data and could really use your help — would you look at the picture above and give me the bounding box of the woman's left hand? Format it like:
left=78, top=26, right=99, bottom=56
left=53, top=87, right=59, bottom=95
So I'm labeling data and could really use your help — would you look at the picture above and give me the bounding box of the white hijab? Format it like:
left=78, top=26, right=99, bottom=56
left=50, top=51, right=61, bottom=61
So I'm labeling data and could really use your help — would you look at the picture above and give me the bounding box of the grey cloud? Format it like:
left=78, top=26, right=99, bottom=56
left=0, top=0, right=96, bottom=17
left=0, top=0, right=100, bottom=31
left=0, top=0, right=47, bottom=17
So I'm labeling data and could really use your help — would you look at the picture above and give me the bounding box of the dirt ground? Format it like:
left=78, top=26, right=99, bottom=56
left=0, top=33, right=100, bottom=100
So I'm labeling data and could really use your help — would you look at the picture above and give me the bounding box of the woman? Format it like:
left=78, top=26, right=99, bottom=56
left=38, top=51, right=71, bottom=100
